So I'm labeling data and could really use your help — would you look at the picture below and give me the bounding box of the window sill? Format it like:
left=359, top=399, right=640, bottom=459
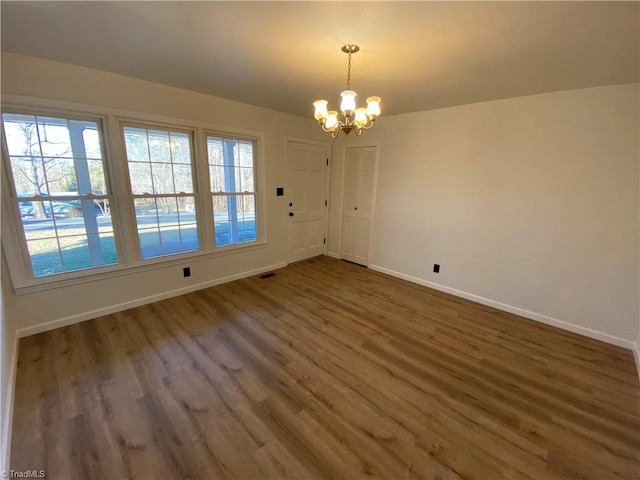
left=11, top=240, right=268, bottom=296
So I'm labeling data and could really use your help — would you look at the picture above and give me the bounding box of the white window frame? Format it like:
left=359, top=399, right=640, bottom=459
left=120, top=121, right=203, bottom=261
left=1, top=95, right=267, bottom=295
left=1, top=107, right=126, bottom=285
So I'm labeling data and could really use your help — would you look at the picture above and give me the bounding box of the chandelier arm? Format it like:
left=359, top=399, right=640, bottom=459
left=359, top=120, right=377, bottom=131
left=320, top=120, right=344, bottom=136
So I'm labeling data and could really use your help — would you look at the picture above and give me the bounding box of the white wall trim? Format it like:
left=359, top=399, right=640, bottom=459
left=16, top=261, right=286, bottom=339
left=369, top=264, right=636, bottom=350
left=634, top=342, right=640, bottom=381
left=1, top=330, right=18, bottom=472
left=327, top=251, right=341, bottom=259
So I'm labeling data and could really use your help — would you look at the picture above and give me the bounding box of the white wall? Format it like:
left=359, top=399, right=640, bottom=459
left=329, top=84, right=640, bottom=345
left=1, top=258, right=17, bottom=471
left=1, top=53, right=326, bottom=334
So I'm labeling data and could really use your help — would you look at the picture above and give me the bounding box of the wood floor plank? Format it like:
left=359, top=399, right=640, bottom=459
left=10, top=257, right=640, bottom=479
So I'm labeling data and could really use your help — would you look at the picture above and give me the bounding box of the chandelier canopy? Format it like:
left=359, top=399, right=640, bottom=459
left=313, top=45, right=381, bottom=138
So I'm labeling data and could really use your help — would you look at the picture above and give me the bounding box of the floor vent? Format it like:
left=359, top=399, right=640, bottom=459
left=259, top=272, right=276, bottom=279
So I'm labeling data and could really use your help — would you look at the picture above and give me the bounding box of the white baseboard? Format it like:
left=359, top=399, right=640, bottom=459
left=369, top=264, right=636, bottom=351
left=16, top=262, right=287, bottom=339
left=1, top=330, right=18, bottom=472
left=327, top=251, right=341, bottom=259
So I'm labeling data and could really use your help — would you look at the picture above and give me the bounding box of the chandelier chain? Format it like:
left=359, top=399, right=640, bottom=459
left=346, top=51, right=352, bottom=89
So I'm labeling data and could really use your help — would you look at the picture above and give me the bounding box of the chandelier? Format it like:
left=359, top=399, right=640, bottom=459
left=313, top=45, right=381, bottom=138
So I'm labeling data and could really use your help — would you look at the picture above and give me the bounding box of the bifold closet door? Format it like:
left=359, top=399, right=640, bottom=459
left=341, top=145, right=378, bottom=266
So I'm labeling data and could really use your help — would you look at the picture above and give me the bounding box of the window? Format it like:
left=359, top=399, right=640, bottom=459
left=2, top=113, right=117, bottom=278
left=1, top=101, right=264, bottom=290
left=207, top=135, right=257, bottom=247
left=122, top=125, right=199, bottom=259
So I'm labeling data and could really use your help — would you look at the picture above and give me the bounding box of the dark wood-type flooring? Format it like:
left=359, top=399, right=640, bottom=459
left=10, top=257, right=640, bottom=479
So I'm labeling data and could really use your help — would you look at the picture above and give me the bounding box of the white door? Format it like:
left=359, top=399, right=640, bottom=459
left=341, top=145, right=378, bottom=266
left=286, top=140, right=329, bottom=263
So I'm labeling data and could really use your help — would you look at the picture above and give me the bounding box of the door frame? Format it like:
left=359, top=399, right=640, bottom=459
left=337, top=141, right=381, bottom=266
left=284, top=137, right=332, bottom=264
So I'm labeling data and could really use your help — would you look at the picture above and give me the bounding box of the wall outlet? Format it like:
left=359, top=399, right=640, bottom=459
left=183, top=267, right=191, bottom=277
left=433, top=264, right=440, bottom=273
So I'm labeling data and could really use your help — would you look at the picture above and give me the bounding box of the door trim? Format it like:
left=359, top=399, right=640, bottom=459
left=284, top=137, right=332, bottom=264
left=337, top=142, right=381, bottom=266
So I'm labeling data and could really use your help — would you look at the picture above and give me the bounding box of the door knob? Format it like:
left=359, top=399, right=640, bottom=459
left=289, top=212, right=294, bottom=217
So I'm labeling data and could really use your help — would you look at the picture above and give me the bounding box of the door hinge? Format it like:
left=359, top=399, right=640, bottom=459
left=324, top=199, right=328, bottom=207
left=326, top=158, right=329, bottom=166
left=323, top=238, right=326, bottom=244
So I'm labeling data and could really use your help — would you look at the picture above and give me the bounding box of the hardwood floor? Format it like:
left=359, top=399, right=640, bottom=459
left=10, top=257, right=640, bottom=479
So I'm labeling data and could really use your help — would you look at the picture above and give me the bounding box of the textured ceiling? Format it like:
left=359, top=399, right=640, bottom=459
left=2, top=1, right=638, bottom=118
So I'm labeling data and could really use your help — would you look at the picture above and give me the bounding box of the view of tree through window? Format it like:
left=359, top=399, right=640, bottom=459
left=207, top=136, right=257, bottom=246
left=2, top=113, right=117, bottom=277
left=123, top=125, right=199, bottom=259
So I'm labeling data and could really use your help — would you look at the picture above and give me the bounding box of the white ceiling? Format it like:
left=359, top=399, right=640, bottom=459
left=1, top=1, right=638, bottom=118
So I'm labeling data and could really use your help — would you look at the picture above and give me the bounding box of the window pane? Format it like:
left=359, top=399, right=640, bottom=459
left=59, top=235, right=91, bottom=271
left=212, top=195, right=230, bottom=247
left=3, top=114, right=39, bottom=156
left=213, top=194, right=256, bottom=247
left=37, top=117, right=73, bottom=158
left=2, top=113, right=118, bottom=278
left=128, top=162, right=153, bottom=194
left=123, top=127, right=150, bottom=162
left=135, top=195, right=199, bottom=259
left=18, top=201, right=35, bottom=219
left=134, top=197, right=157, bottom=218
left=170, top=133, right=191, bottom=164
left=207, top=137, right=224, bottom=165
left=81, top=125, right=103, bottom=159
left=151, top=163, right=174, bottom=194
left=10, top=156, right=46, bottom=195
left=87, top=160, right=107, bottom=194
left=238, top=141, right=254, bottom=168
left=209, top=165, right=224, bottom=193
left=239, top=167, right=254, bottom=192
left=123, top=126, right=194, bottom=195
left=27, top=240, right=64, bottom=277
left=139, top=228, right=162, bottom=259
left=174, top=164, right=193, bottom=193
left=148, top=130, right=171, bottom=163
left=43, top=157, right=76, bottom=194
